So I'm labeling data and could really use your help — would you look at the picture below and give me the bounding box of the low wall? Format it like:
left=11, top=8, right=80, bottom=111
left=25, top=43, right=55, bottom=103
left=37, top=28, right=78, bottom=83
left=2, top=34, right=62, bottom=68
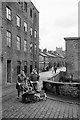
left=48, top=71, right=66, bottom=82
left=43, top=80, right=80, bottom=98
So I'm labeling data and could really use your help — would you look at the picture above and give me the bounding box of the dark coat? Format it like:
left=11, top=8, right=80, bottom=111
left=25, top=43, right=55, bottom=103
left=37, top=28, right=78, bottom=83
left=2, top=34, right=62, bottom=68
left=30, top=73, right=40, bottom=81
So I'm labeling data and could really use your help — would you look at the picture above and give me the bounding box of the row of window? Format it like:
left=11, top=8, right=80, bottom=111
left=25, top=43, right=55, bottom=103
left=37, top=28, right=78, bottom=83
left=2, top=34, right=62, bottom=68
left=6, top=6, right=37, bottom=37
left=18, top=1, right=32, bottom=18
left=7, top=30, right=27, bottom=51
left=7, top=30, right=37, bottom=52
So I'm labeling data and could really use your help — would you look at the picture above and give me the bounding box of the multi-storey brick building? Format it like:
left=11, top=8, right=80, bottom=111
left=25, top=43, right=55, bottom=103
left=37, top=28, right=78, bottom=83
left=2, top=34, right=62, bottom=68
left=0, top=1, right=39, bottom=85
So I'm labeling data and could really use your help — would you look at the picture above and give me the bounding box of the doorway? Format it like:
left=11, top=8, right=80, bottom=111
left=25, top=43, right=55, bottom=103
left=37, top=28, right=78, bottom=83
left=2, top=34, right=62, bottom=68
left=17, top=61, right=21, bottom=75
left=30, top=64, right=32, bottom=73
left=24, top=61, right=27, bottom=75
left=7, top=60, right=11, bottom=83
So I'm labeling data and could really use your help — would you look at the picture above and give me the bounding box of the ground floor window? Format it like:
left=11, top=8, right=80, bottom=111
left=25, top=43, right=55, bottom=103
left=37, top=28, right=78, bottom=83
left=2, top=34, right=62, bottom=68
left=30, top=64, right=32, bottom=73
left=17, top=61, right=21, bottom=75
left=24, top=61, right=27, bottom=74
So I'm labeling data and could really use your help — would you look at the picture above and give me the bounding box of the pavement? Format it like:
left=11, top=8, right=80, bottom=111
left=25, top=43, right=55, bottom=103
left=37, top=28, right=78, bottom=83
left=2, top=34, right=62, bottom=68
left=1, top=67, right=80, bottom=119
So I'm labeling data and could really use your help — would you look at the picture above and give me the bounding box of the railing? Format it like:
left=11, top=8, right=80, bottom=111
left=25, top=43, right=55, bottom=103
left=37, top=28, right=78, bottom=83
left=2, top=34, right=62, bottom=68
left=43, top=80, right=80, bottom=98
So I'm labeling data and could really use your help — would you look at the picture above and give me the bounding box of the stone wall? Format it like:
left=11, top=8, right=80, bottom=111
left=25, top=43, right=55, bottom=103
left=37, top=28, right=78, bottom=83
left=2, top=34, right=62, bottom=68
left=64, top=37, right=80, bottom=82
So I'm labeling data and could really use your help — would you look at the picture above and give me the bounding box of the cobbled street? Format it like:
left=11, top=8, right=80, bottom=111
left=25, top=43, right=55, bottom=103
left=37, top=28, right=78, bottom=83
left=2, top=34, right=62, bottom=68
left=2, top=68, right=80, bottom=119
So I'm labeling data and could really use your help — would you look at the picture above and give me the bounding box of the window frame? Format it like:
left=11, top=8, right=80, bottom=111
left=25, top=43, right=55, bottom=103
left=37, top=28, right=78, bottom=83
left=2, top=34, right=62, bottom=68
left=30, top=27, right=32, bottom=36
left=30, top=43, right=33, bottom=53
left=24, top=39, right=27, bottom=52
left=24, top=2, right=27, bottom=12
left=30, top=8, right=32, bottom=18
left=24, top=22, right=27, bottom=32
left=6, top=30, right=12, bottom=47
left=34, top=31, right=37, bottom=38
left=17, top=36, right=21, bottom=50
left=24, top=61, right=27, bottom=74
left=17, top=61, right=21, bottom=75
left=6, top=6, right=12, bottom=21
left=16, top=15, right=21, bottom=27
left=35, top=44, right=37, bottom=53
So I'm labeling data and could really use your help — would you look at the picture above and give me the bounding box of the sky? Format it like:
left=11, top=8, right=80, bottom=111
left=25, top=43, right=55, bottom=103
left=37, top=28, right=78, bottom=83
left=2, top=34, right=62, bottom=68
left=32, top=0, right=79, bottom=51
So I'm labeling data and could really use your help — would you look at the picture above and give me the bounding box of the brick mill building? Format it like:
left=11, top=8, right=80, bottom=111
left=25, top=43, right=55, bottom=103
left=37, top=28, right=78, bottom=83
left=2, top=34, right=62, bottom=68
left=0, top=1, right=39, bottom=85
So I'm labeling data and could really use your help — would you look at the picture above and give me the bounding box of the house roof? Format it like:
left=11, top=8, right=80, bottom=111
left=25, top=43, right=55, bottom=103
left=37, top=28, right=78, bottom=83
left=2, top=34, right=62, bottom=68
left=44, top=52, right=56, bottom=58
left=51, top=52, right=65, bottom=58
left=39, top=51, right=64, bottom=58
left=39, top=52, right=47, bottom=57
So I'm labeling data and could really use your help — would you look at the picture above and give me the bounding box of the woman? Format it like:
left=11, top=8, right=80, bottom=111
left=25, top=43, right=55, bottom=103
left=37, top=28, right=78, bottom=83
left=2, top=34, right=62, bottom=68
left=30, top=69, right=40, bottom=91
left=16, top=70, right=26, bottom=99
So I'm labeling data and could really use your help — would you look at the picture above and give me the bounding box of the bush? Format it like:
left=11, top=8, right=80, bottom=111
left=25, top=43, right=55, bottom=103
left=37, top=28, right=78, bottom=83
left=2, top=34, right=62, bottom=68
left=59, top=84, right=79, bottom=97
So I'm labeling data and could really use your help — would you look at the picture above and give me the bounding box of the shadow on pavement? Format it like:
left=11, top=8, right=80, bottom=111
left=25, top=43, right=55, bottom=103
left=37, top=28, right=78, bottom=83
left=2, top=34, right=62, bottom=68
left=46, top=91, right=80, bottom=105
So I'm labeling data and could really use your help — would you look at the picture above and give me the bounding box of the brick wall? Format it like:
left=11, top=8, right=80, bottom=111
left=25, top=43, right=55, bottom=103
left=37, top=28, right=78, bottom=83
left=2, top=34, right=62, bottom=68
left=64, top=37, right=80, bottom=82
left=1, top=2, right=39, bottom=85
left=0, top=2, right=2, bottom=85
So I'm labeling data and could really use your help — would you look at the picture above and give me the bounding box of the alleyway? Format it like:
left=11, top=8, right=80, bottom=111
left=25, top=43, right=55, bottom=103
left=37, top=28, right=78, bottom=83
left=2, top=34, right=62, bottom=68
left=1, top=67, right=80, bottom=119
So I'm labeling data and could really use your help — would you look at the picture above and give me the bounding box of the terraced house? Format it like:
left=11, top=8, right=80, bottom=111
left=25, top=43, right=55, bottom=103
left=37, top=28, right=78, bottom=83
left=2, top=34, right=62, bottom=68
left=0, top=1, right=39, bottom=85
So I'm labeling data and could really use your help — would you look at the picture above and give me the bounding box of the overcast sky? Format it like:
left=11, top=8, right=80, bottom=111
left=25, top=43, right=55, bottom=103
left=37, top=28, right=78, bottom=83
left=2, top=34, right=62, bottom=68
left=32, top=0, right=79, bottom=51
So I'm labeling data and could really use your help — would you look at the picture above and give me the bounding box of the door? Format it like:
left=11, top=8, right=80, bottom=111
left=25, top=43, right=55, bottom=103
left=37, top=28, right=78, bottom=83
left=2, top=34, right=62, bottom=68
left=30, top=65, right=32, bottom=73
left=17, top=61, right=21, bottom=75
left=7, top=60, right=11, bottom=83
left=24, top=61, right=27, bottom=75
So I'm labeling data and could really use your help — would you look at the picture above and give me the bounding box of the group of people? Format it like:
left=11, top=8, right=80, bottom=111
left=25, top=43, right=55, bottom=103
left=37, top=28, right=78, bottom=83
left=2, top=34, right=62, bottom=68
left=51, top=65, right=57, bottom=74
left=16, top=68, right=40, bottom=99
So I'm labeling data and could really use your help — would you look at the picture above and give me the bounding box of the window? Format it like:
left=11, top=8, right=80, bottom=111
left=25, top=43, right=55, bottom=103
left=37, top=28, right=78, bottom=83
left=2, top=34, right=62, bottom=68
left=6, top=7, right=11, bottom=20
left=30, top=27, right=32, bottom=36
left=24, top=2, right=27, bottom=12
left=24, top=22, right=27, bottom=32
left=24, top=40, right=27, bottom=51
left=6, top=31, right=12, bottom=47
left=17, top=36, right=21, bottom=50
left=34, top=31, right=37, bottom=38
left=24, top=61, right=27, bottom=74
left=17, top=61, right=21, bottom=75
left=35, top=44, right=37, bottom=53
left=30, top=43, right=32, bottom=53
left=16, top=15, right=21, bottom=27
left=34, top=13, right=37, bottom=23
left=30, top=8, right=32, bottom=18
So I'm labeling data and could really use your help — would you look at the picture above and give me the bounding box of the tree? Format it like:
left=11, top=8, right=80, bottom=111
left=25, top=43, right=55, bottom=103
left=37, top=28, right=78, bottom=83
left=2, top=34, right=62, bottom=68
left=43, top=48, right=47, bottom=53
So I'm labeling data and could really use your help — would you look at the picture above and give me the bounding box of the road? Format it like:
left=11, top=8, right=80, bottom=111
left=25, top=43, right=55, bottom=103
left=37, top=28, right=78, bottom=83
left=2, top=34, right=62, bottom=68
left=1, top=67, right=80, bottom=119
left=39, top=67, right=66, bottom=88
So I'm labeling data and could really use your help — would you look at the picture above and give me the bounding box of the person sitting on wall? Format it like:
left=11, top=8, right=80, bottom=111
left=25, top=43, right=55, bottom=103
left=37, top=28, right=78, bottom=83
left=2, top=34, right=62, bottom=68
left=54, top=65, right=57, bottom=73
left=30, top=68, right=40, bottom=91
left=16, top=70, right=26, bottom=99
left=70, top=74, right=73, bottom=82
left=51, top=66, right=54, bottom=74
